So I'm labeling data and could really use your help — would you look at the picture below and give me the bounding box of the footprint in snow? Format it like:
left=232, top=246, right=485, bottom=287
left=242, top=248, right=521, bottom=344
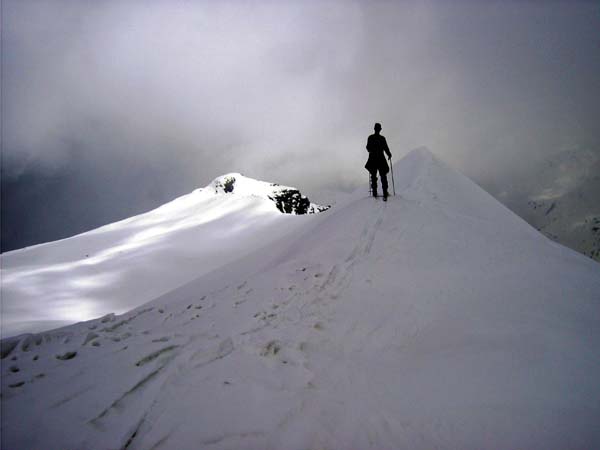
left=260, top=341, right=281, bottom=357
left=254, top=311, right=277, bottom=321
left=21, top=334, right=43, bottom=352
left=56, top=351, right=77, bottom=361
left=135, top=345, right=178, bottom=367
left=83, top=332, right=99, bottom=346
left=100, top=313, right=116, bottom=323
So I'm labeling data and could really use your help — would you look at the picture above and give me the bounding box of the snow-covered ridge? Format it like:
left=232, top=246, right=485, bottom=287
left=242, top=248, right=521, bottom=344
left=0, top=173, right=329, bottom=338
left=3, top=148, right=600, bottom=449
left=209, top=173, right=329, bottom=215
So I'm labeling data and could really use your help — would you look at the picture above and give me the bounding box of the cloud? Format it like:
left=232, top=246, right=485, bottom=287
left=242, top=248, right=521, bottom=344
left=4, top=1, right=366, bottom=177
left=2, top=0, right=600, bottom=250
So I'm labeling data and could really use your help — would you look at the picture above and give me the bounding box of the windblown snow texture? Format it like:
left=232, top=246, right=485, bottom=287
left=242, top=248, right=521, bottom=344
left=2, top=149, right=600, bottom=449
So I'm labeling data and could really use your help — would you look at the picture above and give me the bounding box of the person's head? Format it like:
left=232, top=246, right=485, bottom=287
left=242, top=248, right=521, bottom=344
left=374, top=123, right=382, bottom=133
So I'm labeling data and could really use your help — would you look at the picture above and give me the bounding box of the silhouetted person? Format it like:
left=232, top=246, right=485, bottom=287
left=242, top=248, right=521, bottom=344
left=365, top=123, right=392, bottom=199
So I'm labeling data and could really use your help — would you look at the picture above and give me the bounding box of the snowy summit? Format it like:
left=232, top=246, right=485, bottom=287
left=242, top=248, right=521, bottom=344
left=2, top=148, right=600, bottom=449
left=209, top=173, right=329, bottom=215
left=0, top=173, right=328, bottom=338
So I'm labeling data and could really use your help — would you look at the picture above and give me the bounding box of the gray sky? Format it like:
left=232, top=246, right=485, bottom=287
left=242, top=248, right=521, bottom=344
left=2, top=0, right=599, bottom=251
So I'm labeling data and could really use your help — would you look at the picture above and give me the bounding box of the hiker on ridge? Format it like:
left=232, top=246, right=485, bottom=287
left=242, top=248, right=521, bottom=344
left=365, top=123, right=392, bottom=200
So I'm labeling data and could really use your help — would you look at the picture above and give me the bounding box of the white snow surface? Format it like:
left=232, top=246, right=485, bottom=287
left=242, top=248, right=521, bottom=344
left=1, top=173, right=321, bottom=338
left=2, top=148, right=600, bottom=449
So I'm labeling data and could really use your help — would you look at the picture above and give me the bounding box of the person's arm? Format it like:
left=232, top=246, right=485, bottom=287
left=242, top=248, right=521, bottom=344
left=366, top=135, right=372, bottom=152
left=383, top=137, right=392, bottom=159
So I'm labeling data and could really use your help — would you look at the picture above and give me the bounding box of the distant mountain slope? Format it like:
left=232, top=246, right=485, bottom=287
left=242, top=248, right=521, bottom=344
left=0, top=173, right=328, bottom=338
left=498, top=148, right=600, bottom=262
left=3, top=149, right=599, bottom=449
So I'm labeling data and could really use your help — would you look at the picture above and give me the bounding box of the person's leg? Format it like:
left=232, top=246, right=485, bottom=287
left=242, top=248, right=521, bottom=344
left=370, top=171, right=378, bottom=196
left=380, top=170, right=389, bottom=197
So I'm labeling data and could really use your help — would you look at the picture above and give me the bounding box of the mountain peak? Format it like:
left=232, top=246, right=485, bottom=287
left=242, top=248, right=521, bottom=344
left=391, top=146, right=530, bottom=227
left=404, top=145, right=436, bottom=161
left=208, top=173, right=329, bottom=215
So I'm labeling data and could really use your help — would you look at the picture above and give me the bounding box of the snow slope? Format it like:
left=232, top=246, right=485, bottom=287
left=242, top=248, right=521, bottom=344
left=0, top=173, right=327, bottom=338
left=2, top=149, right=600, bottom=449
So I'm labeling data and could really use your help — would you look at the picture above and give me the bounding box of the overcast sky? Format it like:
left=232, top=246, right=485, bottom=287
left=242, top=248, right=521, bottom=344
left=2, top=0, right=599, bottom=251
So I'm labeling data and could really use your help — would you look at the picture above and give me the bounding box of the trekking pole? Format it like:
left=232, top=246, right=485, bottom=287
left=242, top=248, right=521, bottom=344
left=389, top=156, right=396, bottom=196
